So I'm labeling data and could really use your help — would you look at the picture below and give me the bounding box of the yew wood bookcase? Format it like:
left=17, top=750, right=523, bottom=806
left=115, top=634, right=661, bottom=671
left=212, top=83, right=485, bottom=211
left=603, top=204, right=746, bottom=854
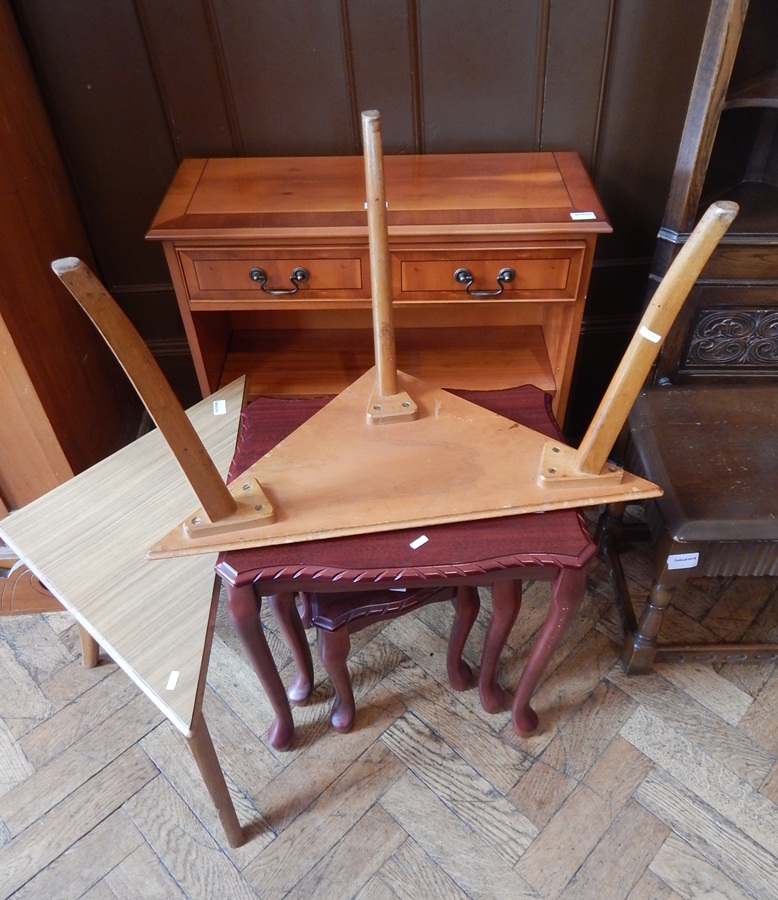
left=148, top=152, right=610, bottom=421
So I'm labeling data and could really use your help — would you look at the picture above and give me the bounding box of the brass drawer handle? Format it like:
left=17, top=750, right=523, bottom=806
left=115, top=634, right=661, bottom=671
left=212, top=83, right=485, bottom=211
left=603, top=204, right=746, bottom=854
left=248, top=266, right=309, bottom=295
left=454, top=267, right=515, bottom=297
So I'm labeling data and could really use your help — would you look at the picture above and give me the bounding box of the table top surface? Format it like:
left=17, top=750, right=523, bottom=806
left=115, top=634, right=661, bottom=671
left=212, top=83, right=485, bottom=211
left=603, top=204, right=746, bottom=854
left=217, top=384, right=597, bottom=589
left=148, top=152, right=611, bottom=241
left=0, top=380, right=245, bottom=736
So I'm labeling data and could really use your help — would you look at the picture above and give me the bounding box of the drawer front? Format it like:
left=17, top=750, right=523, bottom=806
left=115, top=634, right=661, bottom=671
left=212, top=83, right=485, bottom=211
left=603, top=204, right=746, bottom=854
left=392, top=244, right=586, bottom=302
left=179, top=248, right=370, bottom=303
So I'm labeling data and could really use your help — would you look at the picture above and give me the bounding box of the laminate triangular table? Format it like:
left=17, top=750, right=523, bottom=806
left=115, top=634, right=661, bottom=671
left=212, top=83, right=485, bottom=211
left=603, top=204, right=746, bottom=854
left=0, top=379, right=248, bottom=847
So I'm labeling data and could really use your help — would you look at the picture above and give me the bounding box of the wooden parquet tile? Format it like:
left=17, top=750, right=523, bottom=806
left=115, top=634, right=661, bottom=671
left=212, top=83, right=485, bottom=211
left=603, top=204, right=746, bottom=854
left=1, top=505, right=777, bottom=898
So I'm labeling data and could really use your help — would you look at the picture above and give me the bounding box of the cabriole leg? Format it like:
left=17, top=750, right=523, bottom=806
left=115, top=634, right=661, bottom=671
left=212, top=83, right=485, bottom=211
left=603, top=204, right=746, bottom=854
left=268, top=592, right=314, bottom=704
left=224, top=581, right=294, bottom=750
left=512, top=567, right=587, bottom=736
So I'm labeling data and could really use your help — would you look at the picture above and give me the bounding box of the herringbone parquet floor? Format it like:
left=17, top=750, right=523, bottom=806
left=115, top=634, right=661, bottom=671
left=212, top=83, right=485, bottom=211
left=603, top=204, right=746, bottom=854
left=1, top=507, right=777, bottom=899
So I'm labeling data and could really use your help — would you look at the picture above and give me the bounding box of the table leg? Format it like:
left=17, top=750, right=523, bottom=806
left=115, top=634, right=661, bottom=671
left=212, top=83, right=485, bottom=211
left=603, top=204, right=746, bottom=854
left=78, top=625, right=100, bottom=668
left=447, top=585, right=480, bottom=691
left=268, top=592, right=315, bottom=704
left=223, top=582, right=294, bottom=751
left=512, top=566, right=587, bottom=736
left=187, top=714, right=244, bottom=847
left=318, top=626, right=355, bottom=733
left=622, top=532, right=696, bottom=674
left=480, top=580, right=521, bottom=713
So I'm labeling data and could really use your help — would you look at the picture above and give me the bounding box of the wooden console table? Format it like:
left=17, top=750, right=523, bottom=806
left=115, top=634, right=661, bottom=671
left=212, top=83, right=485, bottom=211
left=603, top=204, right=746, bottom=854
left=148, top=152, right=610, bottom=421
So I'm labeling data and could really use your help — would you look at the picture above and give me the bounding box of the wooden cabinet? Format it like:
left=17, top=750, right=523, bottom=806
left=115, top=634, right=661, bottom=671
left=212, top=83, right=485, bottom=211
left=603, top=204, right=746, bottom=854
left=148, top=152, right=610, bottom=421
left=652, top=0, right=778, bottom=384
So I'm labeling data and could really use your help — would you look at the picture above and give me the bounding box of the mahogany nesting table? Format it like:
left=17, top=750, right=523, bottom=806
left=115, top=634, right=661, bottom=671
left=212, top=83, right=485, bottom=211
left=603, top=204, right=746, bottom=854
left=216, top=384, right=597, bottom=748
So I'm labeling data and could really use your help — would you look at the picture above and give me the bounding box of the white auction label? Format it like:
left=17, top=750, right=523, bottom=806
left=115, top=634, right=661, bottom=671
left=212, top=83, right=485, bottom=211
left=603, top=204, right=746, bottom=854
left=667, top=552, right=699, bottom=570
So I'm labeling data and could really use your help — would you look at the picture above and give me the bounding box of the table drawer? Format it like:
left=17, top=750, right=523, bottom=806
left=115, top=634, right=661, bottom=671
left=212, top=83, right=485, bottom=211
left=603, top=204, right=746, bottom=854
left=179, top=248, right=370, bottom=302
left=392, top=244, right=586, bottom=302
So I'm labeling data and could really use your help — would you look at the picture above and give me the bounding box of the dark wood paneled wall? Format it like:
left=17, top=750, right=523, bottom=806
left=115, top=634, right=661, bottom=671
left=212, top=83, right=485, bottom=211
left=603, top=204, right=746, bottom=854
left=9, top=0, right=712, bottom=435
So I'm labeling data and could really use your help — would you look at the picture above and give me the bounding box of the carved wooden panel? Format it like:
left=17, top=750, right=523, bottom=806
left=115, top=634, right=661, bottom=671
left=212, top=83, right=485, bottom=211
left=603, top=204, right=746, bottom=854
left=685, top=307, right=778, bottom=372
left=659, top=284, right=778, bottom=383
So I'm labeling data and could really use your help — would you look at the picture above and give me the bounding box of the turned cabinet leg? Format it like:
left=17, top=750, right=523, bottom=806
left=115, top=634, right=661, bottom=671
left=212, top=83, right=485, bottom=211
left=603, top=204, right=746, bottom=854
left=512, top=567, right=587, bottom=737
left=447, top=585, right=480, bottom=691
left=223, top=581, right=294, bottom=751
left=268, top=592, right=314, bottom=705
left=621, top=533, right=695, bottom=675
left=597, top=502, right=639, bottom=637
left=622, top=579, right=676, bottom=674
left=318, top=627, right=355, bottom=733
left=479, top=580, right=521, bottom=713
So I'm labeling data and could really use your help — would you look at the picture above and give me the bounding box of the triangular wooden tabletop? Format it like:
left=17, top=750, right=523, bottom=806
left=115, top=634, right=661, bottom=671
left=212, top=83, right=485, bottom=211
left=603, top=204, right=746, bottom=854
left=151, top=368, right=660, bottom=558
left=0, top=379, right=245, bottom=736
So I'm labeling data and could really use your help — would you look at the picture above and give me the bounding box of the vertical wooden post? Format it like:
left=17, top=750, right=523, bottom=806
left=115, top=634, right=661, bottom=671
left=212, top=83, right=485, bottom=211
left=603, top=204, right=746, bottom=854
left=361, top=111, right=418, bottom=424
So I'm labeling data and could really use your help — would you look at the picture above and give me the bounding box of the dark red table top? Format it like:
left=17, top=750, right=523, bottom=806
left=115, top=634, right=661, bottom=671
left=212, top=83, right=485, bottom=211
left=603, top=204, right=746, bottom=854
left=216, top=385, right=596, bottom=589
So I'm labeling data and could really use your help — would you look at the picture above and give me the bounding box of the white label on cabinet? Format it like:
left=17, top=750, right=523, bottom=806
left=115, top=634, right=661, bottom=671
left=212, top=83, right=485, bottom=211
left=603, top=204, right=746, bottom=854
left=213, top=399, right=227, bottom=415
left=166, top=670, right=180, bottom=690
left=410, top=534, right=429, bottom=549
left=667, top=552, right=699, bottom=570
left=639, top=325, right=662, bottom=343
left=570, top=211, right=597, bottom=220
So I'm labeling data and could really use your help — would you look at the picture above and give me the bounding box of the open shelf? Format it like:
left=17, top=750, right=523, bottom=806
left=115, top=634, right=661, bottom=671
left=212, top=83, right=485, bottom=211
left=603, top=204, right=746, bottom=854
left=708, top=181, right=778, bottom=236
left=219, top=326, right=556, bottom=399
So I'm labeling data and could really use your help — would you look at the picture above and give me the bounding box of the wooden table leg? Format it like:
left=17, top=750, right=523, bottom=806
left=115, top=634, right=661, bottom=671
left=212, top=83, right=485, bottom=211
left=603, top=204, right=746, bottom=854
left=223, top=581, right=295, bottom=751
left=78, top=625, right=100, bottom=668
left=447, top=585, right=480, bottom=691
left=512, top=566, right=587, bottom=736
left=318, top=626, right=356, bottom=733
left=479, top=580, right=521, bottom=713
left=187, top=714, right=244, bottom=847
left=267, top=592, right=314, bottom=704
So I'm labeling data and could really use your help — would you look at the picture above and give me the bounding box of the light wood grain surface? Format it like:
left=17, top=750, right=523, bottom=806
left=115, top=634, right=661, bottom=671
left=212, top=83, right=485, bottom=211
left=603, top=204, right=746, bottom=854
left=149, top=153, right=611, bottom=237
left=152, top=367, right=660, bottom=557
left=0, top=379, right=245, bottom=736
